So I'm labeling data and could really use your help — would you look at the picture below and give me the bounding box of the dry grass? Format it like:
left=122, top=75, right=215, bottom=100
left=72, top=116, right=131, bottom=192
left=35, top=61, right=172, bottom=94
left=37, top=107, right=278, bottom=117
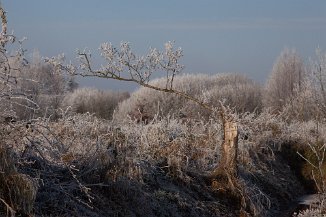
left=1, top=107, right=326, bottom=216
left=0, top=144, right=38, bottom=216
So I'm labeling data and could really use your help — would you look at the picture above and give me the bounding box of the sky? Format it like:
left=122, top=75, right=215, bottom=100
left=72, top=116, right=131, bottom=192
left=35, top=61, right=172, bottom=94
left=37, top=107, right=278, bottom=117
left=2, top=0, right=326, bottom=91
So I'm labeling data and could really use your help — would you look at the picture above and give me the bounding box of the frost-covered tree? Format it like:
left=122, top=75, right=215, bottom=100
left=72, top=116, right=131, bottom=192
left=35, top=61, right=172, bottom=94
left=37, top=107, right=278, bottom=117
left=0, top=5, right=76, bottom=121
left=48, top=39, right=242, bottom=192
left=264, top=48, right=306, bottom=112
left=0, top=6, right=38, bottom=121
left=309, top=48, right=326, bottom=119
left=279, top=48, right=326, bottom=121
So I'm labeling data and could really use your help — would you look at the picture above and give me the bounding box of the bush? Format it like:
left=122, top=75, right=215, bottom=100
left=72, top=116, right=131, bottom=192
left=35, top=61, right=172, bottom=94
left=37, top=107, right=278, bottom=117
left=307, top=48, right=326, bottom=119
left=114, top=73, right=262, bottom=122
left=62, top=88, right=130, bottom=119
left=278, top=49, right=326, bottom=121
left=279, top=81, right=320, bottom=121
left=1, top=51, right=77, bottom=120
left=263, top=48, right=306, bottom=112
left=296, top=208, right=325, bottom=217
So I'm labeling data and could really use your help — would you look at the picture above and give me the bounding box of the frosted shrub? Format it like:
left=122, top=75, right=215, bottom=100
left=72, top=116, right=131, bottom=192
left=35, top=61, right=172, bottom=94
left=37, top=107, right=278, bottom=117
left=0, top=50, right=75, bottom=120
left=235, top=111, right=326, bottom=169
left=1, top=112, right=222, bottom=182
left=114, top=73, right=262, bottom=122
left=308, top=48, right=326, bottom=119
left=141, top=117, right=221, bottom=172
left=62, top=87, right=129, bottom=119
left=203, top=73, right=262, bottom=114
left=264, top=48, right=306, bottom=112
left=19, top=52, right=77, bottom=119
left=109, top=115, right=223, bottom=180
left=295, top=208, right=325, bottom=217
left=280, top=81, right=319, bottom=121
left=237, top=111, right=326, bottom=154
left=272, top=49, right=326, bottom=121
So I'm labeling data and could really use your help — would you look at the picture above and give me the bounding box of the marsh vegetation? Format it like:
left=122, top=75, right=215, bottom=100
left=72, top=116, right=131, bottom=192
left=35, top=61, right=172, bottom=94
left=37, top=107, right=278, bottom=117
left=1, top=5, right=326, bottom=217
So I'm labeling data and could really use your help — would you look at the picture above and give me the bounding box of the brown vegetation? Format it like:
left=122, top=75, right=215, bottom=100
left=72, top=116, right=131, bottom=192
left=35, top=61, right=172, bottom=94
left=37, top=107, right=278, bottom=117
left=2, top=5, right=326, bottom=217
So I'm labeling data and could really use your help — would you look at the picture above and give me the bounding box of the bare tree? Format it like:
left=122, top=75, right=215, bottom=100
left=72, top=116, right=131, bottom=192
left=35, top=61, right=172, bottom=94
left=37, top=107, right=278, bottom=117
left=0, top=6, right=39, bottom=216
left=309, top=48, right=326, bottom=119
left=264, top=48, right=306, bottom=112
left=0, top=6, right=39, bottom=121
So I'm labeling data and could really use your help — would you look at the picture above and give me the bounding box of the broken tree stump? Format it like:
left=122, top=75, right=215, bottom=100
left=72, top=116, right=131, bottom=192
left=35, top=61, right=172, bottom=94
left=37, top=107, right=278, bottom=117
left=210, top=118, right=246, bottom=214
left=211, top=118, right=239, bottom=192
left=221, top=120, right=238, bottom=176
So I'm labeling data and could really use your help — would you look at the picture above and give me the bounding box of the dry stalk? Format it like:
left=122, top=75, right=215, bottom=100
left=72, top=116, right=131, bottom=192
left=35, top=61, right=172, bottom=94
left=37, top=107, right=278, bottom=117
left=0, top=198, right=15, bottom=217
left=297, top=142, right=326, bottom=194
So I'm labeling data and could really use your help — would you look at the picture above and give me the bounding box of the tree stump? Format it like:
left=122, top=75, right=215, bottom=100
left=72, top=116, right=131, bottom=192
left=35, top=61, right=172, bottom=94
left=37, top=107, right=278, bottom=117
left=211, top=119, right=239, bottom=191
left=221, top=120, right=238, bottom=176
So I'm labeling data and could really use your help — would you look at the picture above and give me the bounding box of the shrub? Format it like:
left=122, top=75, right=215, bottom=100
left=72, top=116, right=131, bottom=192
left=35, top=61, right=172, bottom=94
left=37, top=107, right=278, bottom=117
left=308, top=48, right=326, bottom=119
left=263, top=48, right=306, bottom=112
left=296, top=208, right=325, bottom=217
left=114, top=73, right=262, bottom=122
left=279, top=48, right=326, bottom=121
left=62, top=87, right=130, bottom=119
left=15, top=51, right=77, bottom=120
left=0, top=50, right=76, bottom=121
left=279, top=81, right=320, bottom=121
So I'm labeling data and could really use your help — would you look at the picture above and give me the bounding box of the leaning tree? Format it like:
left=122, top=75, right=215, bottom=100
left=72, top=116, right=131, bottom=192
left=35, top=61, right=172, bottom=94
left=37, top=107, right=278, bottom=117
left=46, top=40, right=240, bottom=189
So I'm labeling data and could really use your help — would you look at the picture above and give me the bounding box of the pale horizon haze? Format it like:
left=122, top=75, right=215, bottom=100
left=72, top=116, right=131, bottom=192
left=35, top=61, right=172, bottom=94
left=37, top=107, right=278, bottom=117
left=2, top=0, right=326, bottom=91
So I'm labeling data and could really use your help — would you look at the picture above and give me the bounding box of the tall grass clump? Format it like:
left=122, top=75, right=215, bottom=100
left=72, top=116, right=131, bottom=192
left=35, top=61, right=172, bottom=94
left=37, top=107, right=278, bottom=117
left=0, top=144, right=38, bottom=216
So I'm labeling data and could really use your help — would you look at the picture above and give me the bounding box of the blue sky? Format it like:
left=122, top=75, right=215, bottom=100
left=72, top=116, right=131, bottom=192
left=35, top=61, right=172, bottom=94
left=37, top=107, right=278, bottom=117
left=3, top=0, right=326, bottom=91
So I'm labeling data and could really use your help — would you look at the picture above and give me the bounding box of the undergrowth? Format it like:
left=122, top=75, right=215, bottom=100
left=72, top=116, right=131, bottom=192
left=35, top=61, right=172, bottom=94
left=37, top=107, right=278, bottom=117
left=1, top=110, right=325, bottom=216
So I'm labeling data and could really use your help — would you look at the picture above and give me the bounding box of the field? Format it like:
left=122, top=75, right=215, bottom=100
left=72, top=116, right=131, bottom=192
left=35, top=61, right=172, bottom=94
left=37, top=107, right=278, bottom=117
left=1, top=5, right=326, bottom=217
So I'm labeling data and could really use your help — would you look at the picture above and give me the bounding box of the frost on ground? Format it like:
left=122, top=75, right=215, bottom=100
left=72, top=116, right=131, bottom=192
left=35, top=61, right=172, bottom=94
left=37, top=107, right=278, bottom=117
left=2, top=4, right=326, bottom=216
left=2, top=111, right=323, bottom=216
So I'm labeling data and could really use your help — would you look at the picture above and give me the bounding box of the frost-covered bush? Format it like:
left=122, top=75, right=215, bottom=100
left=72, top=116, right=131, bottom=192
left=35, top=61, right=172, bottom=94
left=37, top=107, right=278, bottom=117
left=295, top=208, right=326, bottom=217
left=279, top=81, right=319, bottom=121
left=15, top=52, right=71, bottom=119
left=3, top=104, right=323, bottom=216
left=114, top=73, right=262, bottom=122
left=308, top=48, right=326, bottom=120
left=277, top=49, right=326, bottom=121
left=264, top=48, right=306, bottom=112
left=0, top=50, right=76, bottom=120
left=116, top=116, right=222, bottom=178
left=2, top=112, right=222, bottom=182
left=62, top=88, right=129, bottom=119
